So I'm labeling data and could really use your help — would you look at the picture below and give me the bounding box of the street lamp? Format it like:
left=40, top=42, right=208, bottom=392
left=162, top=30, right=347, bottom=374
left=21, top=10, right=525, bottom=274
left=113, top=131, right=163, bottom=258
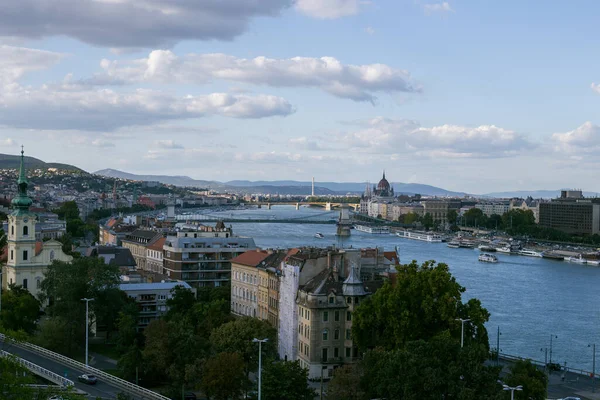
left=81, top=298, right=94, bottom=366
left=455, top=318, right=470, bottom=348
left=549, top=334, right=557, bottom=365
left=502, top=383, right=522, bottom=400
left=496, top=326, right=502, bottom=366
left=253, top=338, right=268, bottom=400
left=589, top=344, right=596, bottom=393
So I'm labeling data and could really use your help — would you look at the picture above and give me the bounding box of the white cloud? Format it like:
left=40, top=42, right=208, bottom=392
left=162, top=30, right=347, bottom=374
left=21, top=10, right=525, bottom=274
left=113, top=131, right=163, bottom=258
left=289, top=137, right=328, bottom=151
left=552, top=122, right=600, bottom=153
left=91, top=51, right=421, bottom=103
left=155, top=139, right=183, bottom=149
left=592, top=83, right=600, bottom=94
left=0, top=82, right=294, bottom=131
left=364, top=26, right=375, bottom=35
left=424, top=2, right=453, bottom=15
left=0, top=45, right=65, bottom=85
left=91, top=138, right=116, bottom=148
left=0, top=0, right=292, bottom=48
left=336, top=117, right=530, bottom=158
left=295, top=0, right=364, bottom=19
left=0, top=138, right=17, bottom=146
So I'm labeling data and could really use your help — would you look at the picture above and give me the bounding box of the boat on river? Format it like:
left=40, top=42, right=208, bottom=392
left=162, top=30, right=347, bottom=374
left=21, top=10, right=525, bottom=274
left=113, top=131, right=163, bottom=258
left=397, top=230, right=442, bottom=242
left=518, top=249, right=543, bottom=257
left=587, top=259, right=600, bottom=266
left=314, top=232, right=324, bottom=239
left=354, top=225, right=390, bottom=234
left=479, top=253, right=498, bottom=263
left=566, top=255, right=587, bottom=264
left=542, top=251, right=564, bottom=261
left=478, top=244, right=497, bottom=252
left=447, top=241, right=460, bottom=248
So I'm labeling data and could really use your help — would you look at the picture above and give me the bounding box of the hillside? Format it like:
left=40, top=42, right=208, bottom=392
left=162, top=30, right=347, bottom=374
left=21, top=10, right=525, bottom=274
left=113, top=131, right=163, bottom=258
left=0, top=154, right=84, bottom=172
left=94, top=169, right=466, bottom=196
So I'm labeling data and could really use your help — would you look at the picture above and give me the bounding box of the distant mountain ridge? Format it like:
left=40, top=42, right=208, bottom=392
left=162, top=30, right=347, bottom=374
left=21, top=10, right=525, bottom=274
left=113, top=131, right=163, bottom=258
left=94, top=169, right=468, bottom=196
left=0, top=153, right=83, bottom=172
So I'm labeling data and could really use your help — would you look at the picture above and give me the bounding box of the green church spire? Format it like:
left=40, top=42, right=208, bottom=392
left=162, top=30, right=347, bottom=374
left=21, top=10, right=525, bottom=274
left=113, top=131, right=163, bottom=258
left=11, top=146, right=33, bottom=213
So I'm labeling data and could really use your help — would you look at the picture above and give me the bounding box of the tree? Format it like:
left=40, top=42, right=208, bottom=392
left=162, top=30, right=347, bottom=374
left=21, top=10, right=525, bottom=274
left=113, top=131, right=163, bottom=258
left=95, top=287, right=134, bottom=341
left=503, top=359, right=547, bottom=400
left=0, top=228, right=6, bottom=249
left=210, top=317, right=277, bottom=378
left=421, top=213, right=434, bottom=230
left=201, top=352, right=246, bottom=400
left=402, top=212, right=420, bottom=225
left=165, top=285, right=197, bottom=321
left=38, top=257, right=122, bottom=356
left=360, top=333, right=502, bottom=400
left=464, top=208, right=487, bottom=227
left=447, top=209, right=458, bottom=225
left=487, top=214, right=504, bottom=230
left=55, top=201, right=81, bottom=221
left=503, top=209, right=536, bottom=233
left=35, top=317, right=73, bottom=355
left=327, top=364, right=366, bottom=400
left=261, top=360, right=315, bottom=400
left=352, top=260, right=490, bottom=352
left=0, top=284, right=41, bottom=334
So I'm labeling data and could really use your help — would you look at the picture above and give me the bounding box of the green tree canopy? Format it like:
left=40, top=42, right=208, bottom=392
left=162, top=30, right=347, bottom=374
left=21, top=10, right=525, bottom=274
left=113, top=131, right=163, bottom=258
left=447, top=209, right=458, bottom=225
left=463, top=208, right=487, bottom=227
left=0, top=284, right=41, bottom=334
left=201, top=352, right=247, bottom=400
left=352, top=260, right=490, bottom=352
left=502, top=359, right=547, bottom=400
left=327, top=364, right=366, bottom=400
left=421, top=212, right=434, bottom=229
left=210, top=317, right=277, bottom=378
left=261, top=360, right=315, bottom=400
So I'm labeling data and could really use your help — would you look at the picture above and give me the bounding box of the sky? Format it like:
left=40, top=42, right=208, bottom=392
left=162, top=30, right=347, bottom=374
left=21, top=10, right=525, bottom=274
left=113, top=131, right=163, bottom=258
left=0, top=0, right=599, bottom=194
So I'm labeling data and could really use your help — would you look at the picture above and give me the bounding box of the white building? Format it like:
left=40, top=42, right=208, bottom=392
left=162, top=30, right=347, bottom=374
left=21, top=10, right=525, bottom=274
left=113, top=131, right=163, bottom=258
left=475, top=200, right=511, bottom=217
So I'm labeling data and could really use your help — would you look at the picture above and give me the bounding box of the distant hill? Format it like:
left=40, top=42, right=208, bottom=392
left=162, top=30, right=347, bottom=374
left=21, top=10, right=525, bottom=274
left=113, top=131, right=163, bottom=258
left=0, top=154, right=84, bottom=172
left=94, top=169, right=467, bottom=196
left=482, top=190, right=600, bottom=199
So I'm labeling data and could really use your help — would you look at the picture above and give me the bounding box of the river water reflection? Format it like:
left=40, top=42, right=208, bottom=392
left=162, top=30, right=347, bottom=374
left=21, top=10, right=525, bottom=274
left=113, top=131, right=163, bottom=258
left=202, top=205, right=600, bottom=371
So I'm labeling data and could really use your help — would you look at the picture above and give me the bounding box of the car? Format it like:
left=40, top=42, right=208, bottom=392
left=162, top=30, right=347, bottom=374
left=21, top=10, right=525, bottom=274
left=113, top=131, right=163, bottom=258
left=547, top=362, right=561, bottom=371
left=48, top=396, right=64, bottom=400
left=560, top=397, right=581, bottom=400
left=77, top=374, right=98, bottom=385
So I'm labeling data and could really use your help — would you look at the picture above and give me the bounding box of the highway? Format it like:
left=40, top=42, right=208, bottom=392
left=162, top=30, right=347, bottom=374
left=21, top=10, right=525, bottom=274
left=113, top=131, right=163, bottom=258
left=1, top=340, right=139, bottom=399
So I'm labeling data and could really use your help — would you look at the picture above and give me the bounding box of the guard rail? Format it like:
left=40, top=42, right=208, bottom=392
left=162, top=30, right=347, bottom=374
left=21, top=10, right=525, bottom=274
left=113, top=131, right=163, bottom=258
left=0, top=333, right=170, bottom=400
left=1, top=349, right=75, bottom=387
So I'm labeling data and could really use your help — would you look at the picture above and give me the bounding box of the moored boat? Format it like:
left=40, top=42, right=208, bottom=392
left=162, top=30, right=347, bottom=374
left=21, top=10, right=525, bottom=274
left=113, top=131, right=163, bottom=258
left=587, top=259, right=600, bottom=266
left=314, top=232, right=324, bottom=239
left=566, top=255, right=587, bottom=264
left=542, top=251, right=564, bottom=261
left=397, top=230, right=442, bottom=243
left=518, top=249, right=543, bottom=257
left=354, top=225, right=390, bottom=234
left=447, top=241, right=460, bottom=248
left=478, top=244, right=497, bottom=252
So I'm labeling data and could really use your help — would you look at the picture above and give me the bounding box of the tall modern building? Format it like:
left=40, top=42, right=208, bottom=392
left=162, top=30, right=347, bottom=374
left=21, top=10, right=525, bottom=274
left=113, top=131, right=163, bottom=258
left=2, top=149, right=72, bottom=300
left=163, top=223, right=256, bottom=288
left=539, top=190, right=600, bottom=235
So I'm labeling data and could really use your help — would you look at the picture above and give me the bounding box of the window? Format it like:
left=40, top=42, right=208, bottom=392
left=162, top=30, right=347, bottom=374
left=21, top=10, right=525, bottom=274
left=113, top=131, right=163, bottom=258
left=355, top=298, right=360, bottom=305
left=334, top=347, right=339, bottom=358
left=334, top=329, right=340, bottom=340
left=23, top=225, right=28, bottom=236
left=345, top=347, right=351, bottom=358
left=36, top=278, right=41, bottom=289
left=328, top=296, right=334, bottom=304
left=334, top=311, right=340, bottom=321
left=346, top=329, right=351, bottom=340
left=22, top=279, right=27, bottom=289
left=11, top=226, right=14, bottom=235
left=323, top=311, right=329, bottom=322
left=10, top=250, right=13, bottom=260
left=322, top=329, right=328, bottom=341
left=23, top=250, right=28, bottom=261
left=322, top=348, right=328, bottom=362
left=347, top=297, right=352, bottom=304
left=346, top=311, right=352, bottom=321
left=306, top=311, right=310, bottom=321
left=305, top=345, right=309, bottom=356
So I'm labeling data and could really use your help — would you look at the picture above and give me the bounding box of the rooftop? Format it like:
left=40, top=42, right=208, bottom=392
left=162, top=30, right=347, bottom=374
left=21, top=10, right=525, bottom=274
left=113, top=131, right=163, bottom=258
left=118, top=281, right=192, bottom=292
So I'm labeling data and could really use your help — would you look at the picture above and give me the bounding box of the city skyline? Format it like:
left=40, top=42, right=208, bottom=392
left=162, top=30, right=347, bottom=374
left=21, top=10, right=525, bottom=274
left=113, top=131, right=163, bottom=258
left=0, top=1, right=599, bottom=193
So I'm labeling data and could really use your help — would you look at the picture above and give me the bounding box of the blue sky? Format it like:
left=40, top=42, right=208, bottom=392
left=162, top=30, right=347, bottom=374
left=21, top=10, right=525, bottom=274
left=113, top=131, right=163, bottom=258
left=0, top=0, right=599, bottom=194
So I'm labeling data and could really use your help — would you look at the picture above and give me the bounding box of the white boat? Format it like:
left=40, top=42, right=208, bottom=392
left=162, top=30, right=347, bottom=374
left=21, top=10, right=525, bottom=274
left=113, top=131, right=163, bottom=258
left=478, top=244, right=497, bottom=252
left=479, top=253, right=498, bottom=263
left=314, top=233, right=324, bottom=239
left=518, top=249, right=543, bottom=258
left=447, top=241, right=460, bottom=248
left=587, top=259, right=600, bottom=266
left=397, top=230, right=443, bottom=243
left=354, top=225, right=390, bottom=234
left=567, top=255, right=587, bottom=264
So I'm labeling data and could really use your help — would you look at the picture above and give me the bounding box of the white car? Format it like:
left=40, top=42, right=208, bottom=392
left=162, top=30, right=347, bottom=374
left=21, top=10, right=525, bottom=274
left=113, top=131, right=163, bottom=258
left=560, top=397, right=582, bottom=400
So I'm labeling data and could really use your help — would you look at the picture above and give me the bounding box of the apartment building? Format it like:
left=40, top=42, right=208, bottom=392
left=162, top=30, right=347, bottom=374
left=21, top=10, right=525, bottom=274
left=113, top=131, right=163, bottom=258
left=421, top=199, right=461, bottom=224
left=296, top=264, right=384, bottom=379
left=475, top=200, right=511, bottom=217
left=121, top=229, right=162, bottom=272
left=539, top=192, right=600, bottom=235
left=163, top=224, right=256, bottom=288
left=119, top=281, right=195, bottom=330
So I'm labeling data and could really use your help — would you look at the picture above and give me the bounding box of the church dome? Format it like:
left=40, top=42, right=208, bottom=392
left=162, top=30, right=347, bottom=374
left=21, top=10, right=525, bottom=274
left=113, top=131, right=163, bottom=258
left=377, top=172, right=390, bottom=191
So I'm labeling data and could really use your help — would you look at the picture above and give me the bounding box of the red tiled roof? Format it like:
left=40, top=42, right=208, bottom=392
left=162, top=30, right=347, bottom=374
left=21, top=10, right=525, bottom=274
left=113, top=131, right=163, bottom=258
left=35, top=241, right=44, bottom=256
left=384, top=251, right=399, bottom=264
left=106, top=218, right=119, bottom=228
left=231, top=250, right=270, bottom=267
left=147, top=237, right=166, bottom=251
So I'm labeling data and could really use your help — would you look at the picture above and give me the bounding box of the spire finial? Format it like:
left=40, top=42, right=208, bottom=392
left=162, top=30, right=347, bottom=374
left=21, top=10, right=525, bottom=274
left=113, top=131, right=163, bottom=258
left=383, top=170, right=386, bottom=180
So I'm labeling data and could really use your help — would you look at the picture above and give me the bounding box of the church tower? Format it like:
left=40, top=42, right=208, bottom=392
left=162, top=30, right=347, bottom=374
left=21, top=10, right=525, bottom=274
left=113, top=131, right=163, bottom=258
left=3, top=148, right=72, bottom=299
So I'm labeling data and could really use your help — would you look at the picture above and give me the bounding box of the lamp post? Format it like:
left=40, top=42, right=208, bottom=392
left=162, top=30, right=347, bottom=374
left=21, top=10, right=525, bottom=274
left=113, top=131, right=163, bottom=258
left=455, top=318, right=470, bottom=348
left=81, top=298, right=94, bottom=366
left=590, top=344, right=596, bottom=393
left=253, top=338, right=268, bottom=400
left=549, top=334, right=557, bottom=365
left=502, top=383, right=522, bottom=400
left=496, top=326, right=502, bottom=366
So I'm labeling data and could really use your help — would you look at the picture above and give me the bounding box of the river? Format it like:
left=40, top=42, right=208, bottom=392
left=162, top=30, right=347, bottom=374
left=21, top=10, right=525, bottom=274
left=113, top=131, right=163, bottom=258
left=195, top=205, right=600, bottom=372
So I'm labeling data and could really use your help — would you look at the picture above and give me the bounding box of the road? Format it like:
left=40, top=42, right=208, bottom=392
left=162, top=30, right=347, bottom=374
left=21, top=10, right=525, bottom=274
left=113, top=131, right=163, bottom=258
left=1, top=340, right=129, bottom=399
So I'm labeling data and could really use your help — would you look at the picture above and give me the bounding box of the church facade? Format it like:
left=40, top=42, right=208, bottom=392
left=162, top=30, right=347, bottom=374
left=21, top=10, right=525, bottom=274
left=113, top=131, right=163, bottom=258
left=2, top=149, right=72, bottom=300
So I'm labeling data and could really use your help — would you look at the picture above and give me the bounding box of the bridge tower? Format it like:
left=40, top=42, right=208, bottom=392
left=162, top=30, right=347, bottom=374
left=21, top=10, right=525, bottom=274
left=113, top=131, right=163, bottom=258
left=267, top=203, right=271, bottom=210
left=325, top=202, right=332, bottom=211
left=295, top=202, right=300, bottom=210
left=336, top=206, right=352, bottom=237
